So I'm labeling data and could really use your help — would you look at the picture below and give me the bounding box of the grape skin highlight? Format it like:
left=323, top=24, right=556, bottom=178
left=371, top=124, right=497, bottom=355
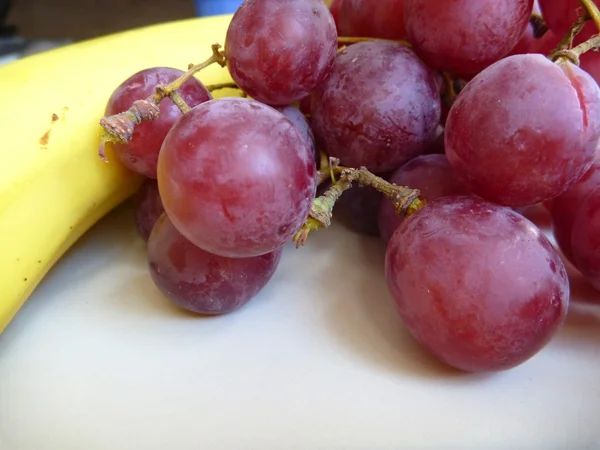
left=157, top=98, right=317, bottom=258
left=148, top=214, right=282, bottom=315
left=105, top=67, right=211, bottom=178
left=311, top=41, right=441, bottom=173
left=385, top=196, right=569, bottom=373
left=225, top=0, right=338, bottom=106
left=446, top=54, right=600, bottom=207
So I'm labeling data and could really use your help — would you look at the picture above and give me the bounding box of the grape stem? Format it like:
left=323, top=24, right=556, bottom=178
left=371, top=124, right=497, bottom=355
left=205, top=82, right=241, bottom=92
left=551, top=0, right=600, bottom=64
left=294, top=164, right=424, bottom=247
left=98, top=43, right=227, bottom=160
left=550, top=13, right=589, bottom=60
left=581, top=0, right=600, bottom=35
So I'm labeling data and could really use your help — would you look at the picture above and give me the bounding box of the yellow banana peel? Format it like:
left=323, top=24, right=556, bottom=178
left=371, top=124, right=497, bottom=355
left=0, top=14, right=236, bottom=332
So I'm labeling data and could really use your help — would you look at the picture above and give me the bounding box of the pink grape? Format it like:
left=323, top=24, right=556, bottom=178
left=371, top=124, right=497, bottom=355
left=385, top=196, right=569, bottom=373
left=105, top=67, right=211, bottom=178
left=274, top=105, right=316, bottom=157
left=311, top=41, right=441, bottom=172
left=224, top=0, right=337, bottom=106
left=445, top=54, right=600, bottom=207
left=571, top=186, right=600, bottom=291
left=403, top=0, right=533, bottom=76
left=538, top=0, right=598, bottom=37
left=133, top=179, right=165, bottom=242
left=148, top=214, right=282, bottom=315
left=550, top=157, right=600, bottom=263
left=379, top=154, right=470, bottom=243
left=157, top=98, right=316, bottom=258
left=338, top=0, right=406, bottom=40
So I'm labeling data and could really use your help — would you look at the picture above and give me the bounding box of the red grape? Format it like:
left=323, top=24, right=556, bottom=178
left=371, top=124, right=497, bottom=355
left=105, top=67, right=211, bottom=178
left=148, top=214, right=282, bottom=315
left=338, top=0, right=406, bottom=40
left=550, top=157, right=600, bottom=263
left=224, top=0, right=337, bottom=106
left=311, top=41, right=441, bottom=173
left=274, top=105, right=316, bottom=157
left=445, top=54, right=600, bottom=207
left=571, top=186, right=600, bottom=291
left=330, top=0, right=343, bottom=30
left=335, top=182, right=386, bottom=237
left=508, top=20, right=536, bottom=56
left=403, top=0, right=533, bottom=76
left=379, top=154, right=470, bottom=243
left=538, top=0, right=598, bottom=38
left=157, top=98, right=316, bottom=258
left=133, top=179, right=165, bottom=242
left=385, top=196, right=569, bottom=373
left=423, top=126, right=445, bottom=155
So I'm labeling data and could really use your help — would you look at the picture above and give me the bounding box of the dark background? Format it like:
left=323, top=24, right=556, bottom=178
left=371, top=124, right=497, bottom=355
left=3, top=0, right=196, bottom=41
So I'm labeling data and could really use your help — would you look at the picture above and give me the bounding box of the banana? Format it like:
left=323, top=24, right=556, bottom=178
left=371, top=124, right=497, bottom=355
left=0, top=14, right=236, bottom=332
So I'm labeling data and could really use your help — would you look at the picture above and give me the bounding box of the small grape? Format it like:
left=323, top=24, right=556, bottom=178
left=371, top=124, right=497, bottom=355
left=445, top=54, right=600, bottom=207
left=133, top=179, right=165, bottom=242
left=403, top=0, right=533, bottom=76
left=157, top=98, right=316, bottom=258
left=338, top=0, right=406, bottom=40
left=225, top=0, right=337, bottom=106
left=378, top=154, right=470, bottom=243
left=571, top=186, right=600, bottom=292
left=550, top=158, right=600, bottom=263
left=274, top=105, right=316, bottom=157
left=105, top=67, right=211, bottom=178
left=312, top=41, right=441, bottom=173
left=385, top=196, right=569, bottom=373
left=148, top=214, right=282, bottom=315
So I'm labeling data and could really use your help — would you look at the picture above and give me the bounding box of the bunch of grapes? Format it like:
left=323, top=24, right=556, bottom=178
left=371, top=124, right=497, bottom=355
left=101, top=0, right=600, bottom=374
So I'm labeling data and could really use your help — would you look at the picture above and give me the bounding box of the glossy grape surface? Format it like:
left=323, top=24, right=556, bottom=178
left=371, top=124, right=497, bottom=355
left=403, top=0, right=533, bottom=76
left=133, top=179, right=165, bottom=242
left=338, top=0, right=406, bottom=40
left=572, top=186, right=600, bottom=291
left=446, top=54, right=600, bottom=207
left=158, top=98, right=316, bottom=258
left=378, top=155, right=470, bottom=243
left=105, top=67, right=211, bottom=178
left=148, top=214, right=282, bottom=315
left=225, top=0, right=337, bottom=106
left=312, top=41, right=440, bottom=173
left=385, top=196, right=569, bottom=372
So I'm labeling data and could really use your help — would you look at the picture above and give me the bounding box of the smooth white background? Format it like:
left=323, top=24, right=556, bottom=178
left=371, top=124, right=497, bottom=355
left=1, top=204, right=599, bottom=450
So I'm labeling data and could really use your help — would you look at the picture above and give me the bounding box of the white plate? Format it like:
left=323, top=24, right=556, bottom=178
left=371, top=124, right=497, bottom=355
left=1, top=203, right=599, bottom=450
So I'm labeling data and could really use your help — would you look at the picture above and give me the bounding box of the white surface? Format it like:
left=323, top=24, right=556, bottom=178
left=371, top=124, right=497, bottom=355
left=1, top=204, right=600, bottom=450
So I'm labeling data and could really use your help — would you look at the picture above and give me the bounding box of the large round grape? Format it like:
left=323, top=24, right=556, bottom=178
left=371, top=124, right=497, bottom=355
left=105, top=67, right=211, bottom=178
left=403, top=0, right=533, bottom=76
left=385, top=196, right=569, bottom=373
left=311, top=41, right=441, bottom=173
left=551, top=157, right=600, bottom=263
left=148, top=214, right=282, bottom=315
left=157, top=98, right=316, bottom=258
left=338, top=0, right=406, bottom=40
left=378, top=154, right=470, bottom=243
left=446, top=54, right=600, bottom=207
left=571, top=186, right=600, bottom=292
left=225, top=0, right=337, bottom=106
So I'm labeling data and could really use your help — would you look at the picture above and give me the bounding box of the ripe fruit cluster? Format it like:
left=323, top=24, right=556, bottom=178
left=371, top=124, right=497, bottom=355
left=100, top=0, right=600, bottom=374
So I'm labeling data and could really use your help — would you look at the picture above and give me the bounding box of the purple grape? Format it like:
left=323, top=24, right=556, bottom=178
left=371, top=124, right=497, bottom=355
left=571, top=186, right=600, bottom=292
left=157, top=98, right=316, bottom=258
left=133, top=179, right=165, bottom=242
left=312, top=41, right=441, bottom=173
left=336, top=184, right=384, bottom=237
left=105, top=67, right=211, bottom=178
left=148, top=214, right=282, bottom=315
left=224, top=0, right=338, bottom=106
left=379, top=154, right=470, bottom=243
left=274, top=105, right=316, bottom=156
left=385, top=196, right=569, bottom=372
